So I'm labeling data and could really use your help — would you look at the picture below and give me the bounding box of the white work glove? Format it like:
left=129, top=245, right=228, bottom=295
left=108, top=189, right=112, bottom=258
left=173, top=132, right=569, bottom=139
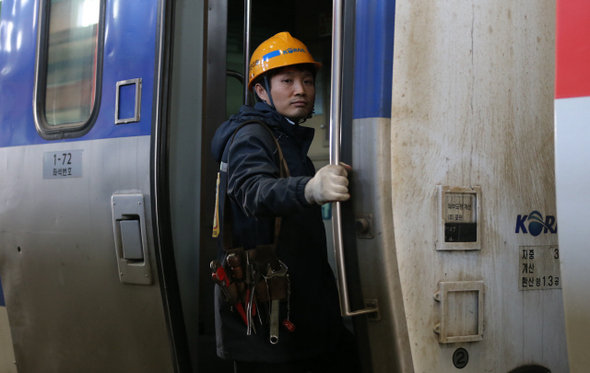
left=304, top=164, right=351, bottom=205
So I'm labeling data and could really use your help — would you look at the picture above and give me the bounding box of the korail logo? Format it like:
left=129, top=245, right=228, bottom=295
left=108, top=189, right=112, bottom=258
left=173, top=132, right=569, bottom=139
left=515, top=211, right=557, bottom=236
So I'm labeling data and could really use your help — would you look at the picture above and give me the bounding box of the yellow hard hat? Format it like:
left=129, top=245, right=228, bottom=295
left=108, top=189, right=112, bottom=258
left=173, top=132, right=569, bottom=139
left=248, top=32, right=322, bottom=90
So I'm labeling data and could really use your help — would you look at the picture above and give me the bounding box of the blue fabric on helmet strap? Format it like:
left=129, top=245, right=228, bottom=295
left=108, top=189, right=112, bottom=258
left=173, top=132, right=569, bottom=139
left=263, top=75, right=275, bottom=109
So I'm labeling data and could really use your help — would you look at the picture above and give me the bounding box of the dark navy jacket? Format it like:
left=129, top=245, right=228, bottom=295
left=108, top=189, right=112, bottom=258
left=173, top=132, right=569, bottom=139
left=210, top=102, right=346, bottom=363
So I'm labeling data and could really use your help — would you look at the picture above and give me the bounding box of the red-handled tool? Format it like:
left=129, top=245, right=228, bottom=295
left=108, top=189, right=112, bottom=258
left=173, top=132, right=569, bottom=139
left=235, top=304, right=248, bottom=326
left=211, top=260, right=230, bottom=286
left=210, top=260, right=248, bottom=326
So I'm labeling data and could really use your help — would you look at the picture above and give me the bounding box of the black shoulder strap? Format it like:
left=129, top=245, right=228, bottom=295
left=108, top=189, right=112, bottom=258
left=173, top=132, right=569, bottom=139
left=221, top=120, right=290, bottom=252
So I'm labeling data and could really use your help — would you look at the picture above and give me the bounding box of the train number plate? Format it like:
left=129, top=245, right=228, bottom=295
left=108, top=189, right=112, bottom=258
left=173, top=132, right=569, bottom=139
left=43, top=150, right=83, bottom=179
left=519, top=245, right=561, bottom=291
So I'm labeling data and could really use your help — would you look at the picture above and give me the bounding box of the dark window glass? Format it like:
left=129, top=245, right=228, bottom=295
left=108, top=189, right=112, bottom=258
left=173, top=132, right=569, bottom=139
left=43, top=0, right=100, bottom=126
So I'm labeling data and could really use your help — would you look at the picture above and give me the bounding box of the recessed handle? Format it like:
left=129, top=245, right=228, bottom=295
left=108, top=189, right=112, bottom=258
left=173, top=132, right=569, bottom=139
left=115, top=78, right=142, bottom=124
left=111, top=193, right=152, bottom=285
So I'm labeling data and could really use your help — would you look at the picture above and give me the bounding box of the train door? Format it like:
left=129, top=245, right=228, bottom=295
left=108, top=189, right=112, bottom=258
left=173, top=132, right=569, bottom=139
left=197, top=0, right=345, bottom=370
left=0, top=0, right=190, bottom=371
left=343, top=0, right=567, bottom=372
left=555, top=1, right=590, bottom=372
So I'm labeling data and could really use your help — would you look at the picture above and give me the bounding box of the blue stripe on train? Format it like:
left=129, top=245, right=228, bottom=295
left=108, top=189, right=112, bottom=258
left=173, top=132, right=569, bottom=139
left=0, top=0, right=156, bottom=148
left=353, top=0, right=395, bottom=120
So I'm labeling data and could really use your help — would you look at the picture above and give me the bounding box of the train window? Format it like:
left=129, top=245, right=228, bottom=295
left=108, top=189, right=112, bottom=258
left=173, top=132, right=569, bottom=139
left=34, top=0, right=105, bottom=139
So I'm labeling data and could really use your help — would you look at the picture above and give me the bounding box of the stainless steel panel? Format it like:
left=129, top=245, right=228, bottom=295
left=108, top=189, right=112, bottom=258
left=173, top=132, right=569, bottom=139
left=351, top=117, right=415, bottom=373
left=0, top=137, right=173, bottom=372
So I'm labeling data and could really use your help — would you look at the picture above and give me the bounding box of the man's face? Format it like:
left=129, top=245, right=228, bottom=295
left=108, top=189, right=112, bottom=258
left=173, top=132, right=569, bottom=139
left=256, top=67, right=316, bottom=122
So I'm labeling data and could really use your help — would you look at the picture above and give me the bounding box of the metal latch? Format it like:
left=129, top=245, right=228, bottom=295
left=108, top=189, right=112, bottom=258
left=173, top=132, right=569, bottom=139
left=111, top=193, right=152, bottom=285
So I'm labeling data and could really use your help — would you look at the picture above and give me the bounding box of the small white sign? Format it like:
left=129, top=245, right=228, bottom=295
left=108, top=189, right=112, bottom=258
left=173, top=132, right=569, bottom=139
left=519, top=245, right=561, bottom=291
left=436, top=186, right=481, bottom=251
left=43, top=150, right=83, bottom=179
left=445, top=193, right=475, bottom=223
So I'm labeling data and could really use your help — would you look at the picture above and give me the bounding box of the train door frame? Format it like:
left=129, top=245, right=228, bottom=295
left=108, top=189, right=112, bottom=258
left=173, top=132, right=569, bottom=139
left=200, top=0, right=228, bottom=344
left=152, top=0, right=196, bottom=370
left=331, top=2, right=383, bottom=372
left=159, top=0, right=214, bottom=370
left=197, top=0, right=374, bottom=370
left=334, top=1, right=415, bottom=371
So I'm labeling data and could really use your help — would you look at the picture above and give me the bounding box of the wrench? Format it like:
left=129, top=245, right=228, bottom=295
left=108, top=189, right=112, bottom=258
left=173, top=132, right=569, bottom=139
left=264, top=261, right=288, bottom=344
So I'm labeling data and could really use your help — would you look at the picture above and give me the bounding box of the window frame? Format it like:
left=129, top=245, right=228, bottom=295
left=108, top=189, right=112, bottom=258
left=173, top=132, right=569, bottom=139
left=33, top=0, right=106, bottom=140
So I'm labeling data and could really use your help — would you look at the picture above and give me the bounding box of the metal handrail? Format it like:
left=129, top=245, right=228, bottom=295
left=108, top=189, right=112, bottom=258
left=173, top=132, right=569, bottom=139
left=329, top=0, right=378, bottom=317
left=243, top=0, right=252, bottom=105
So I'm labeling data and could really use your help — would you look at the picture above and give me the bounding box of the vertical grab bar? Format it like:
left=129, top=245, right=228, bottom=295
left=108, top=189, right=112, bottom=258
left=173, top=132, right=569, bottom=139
left=243, top=0, right=252, bottom=105
left=329, top=0, right=378, bottom=317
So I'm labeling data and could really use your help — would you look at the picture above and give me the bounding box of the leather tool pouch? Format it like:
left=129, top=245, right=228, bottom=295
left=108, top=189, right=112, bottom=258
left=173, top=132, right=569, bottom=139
left=223, top=246, right=288, bottom=303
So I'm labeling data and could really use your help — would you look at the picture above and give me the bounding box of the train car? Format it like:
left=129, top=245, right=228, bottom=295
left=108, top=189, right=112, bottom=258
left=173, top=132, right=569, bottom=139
left=554, top=1, right=590, bottom=372
left=0, top=0, right=567, bottom=372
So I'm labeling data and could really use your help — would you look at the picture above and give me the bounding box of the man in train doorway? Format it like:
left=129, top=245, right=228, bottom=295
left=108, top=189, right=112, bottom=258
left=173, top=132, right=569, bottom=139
left=211, top=32, right=360, bottom=372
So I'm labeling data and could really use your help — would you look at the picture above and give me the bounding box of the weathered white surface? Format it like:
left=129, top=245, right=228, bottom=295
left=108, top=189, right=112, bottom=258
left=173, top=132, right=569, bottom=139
left=390, top=1, right=566, bottom=371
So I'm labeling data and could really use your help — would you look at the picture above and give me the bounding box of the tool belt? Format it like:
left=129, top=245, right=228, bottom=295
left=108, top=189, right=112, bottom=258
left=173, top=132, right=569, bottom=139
left=211, top=247, right=289, bottom=306
left=210, top=120, right=293, bottom=340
